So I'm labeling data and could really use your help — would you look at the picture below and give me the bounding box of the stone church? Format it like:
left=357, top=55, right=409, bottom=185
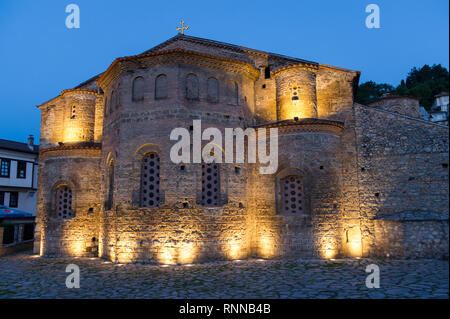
left=34, top=34, right=449, bottom=263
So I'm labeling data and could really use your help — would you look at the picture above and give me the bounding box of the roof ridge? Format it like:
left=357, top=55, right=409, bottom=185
left=142, top=34, right=320, bottom=66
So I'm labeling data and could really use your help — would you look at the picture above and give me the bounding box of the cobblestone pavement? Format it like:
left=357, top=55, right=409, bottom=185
left=0, top=251, right=448, bottom=299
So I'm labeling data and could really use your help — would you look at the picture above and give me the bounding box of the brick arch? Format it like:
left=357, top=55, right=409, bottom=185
left=49, top=178, right=78, bottom=220
left=133, top=144, right=162, bottom=168
left=104, top=151, right=114, bottom=167
left=201, top=141, right=225, bottom=163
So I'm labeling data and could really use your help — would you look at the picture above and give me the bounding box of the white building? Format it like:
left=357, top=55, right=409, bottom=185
left=430, top=92, right=449, bottom=125
left=0, top=136, right=38, bottom=215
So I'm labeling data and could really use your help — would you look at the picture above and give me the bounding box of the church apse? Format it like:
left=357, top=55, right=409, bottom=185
left=34, top=34, right=448, bottom=263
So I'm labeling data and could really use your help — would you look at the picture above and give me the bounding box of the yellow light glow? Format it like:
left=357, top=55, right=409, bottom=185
left=258, top=236, right=275, bottom=258
left=117, top=252, right=134, bottom=263
left=345, top=227, right=362, bottom=258
left=321, top=240, right=337, bottom=259
left=70, top=241, right=85, bottom=256
left=98, top=241, right=103, bottom=258
left=324, top=249, right=335, bottom=259
left=160, top=248, right=176, bottom=265
left=39, top=238, right=44, bottom=256
left=228, top=239, right=242, bottom=259
left=178, top=242, right=196, bottom=264
left=64, top=126, right=84, bottom=143
left=348, top=241, right=362, bottom=257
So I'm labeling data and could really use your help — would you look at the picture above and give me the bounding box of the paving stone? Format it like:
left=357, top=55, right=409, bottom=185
left=0, top=252, right=448, bottom=299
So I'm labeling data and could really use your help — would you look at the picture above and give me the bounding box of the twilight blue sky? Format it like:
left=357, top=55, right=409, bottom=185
left=0, top=0, right=448, bottom=142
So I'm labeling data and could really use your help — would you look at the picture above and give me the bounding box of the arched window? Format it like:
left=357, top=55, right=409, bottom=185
left=155, top=74, right=168, bottom=100
left=201, top=162, right=220, bottom=207
left=228, top=81, right=239, bottom=105
left=104, top=97, right=108, bottom=116
left=109, top=90, right=115, bottom=114
left=140, top=153, right=160, bottom=207
left=114, top=86, right=120, bottom=110
left=105, top=160, right=114, bottom=210
left=234, top=82, right=239, bottom=105
left=186, top=73, right=199, bottom=100
left=280, top=175, right=304, bottom=214
left=132, top=76, right=145, bottom=102
left=207, top=77, right=219, bottom=103
left=55, top=185, right=74, bottom=219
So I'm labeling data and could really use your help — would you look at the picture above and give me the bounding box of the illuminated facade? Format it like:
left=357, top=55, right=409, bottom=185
left=34, top=35, right=449, bottom=263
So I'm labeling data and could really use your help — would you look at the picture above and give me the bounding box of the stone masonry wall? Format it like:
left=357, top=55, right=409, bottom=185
left=367, top=96, right=421, bottom=119
left=248, top=124, right=349, bottom=259
left=37, top=149, right=102, bottom=257
left=98, top=60, right=256, bottom=263
left=353, top=104, right=449, bottom=258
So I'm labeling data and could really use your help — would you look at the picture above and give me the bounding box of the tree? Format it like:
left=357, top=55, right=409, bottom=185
left=355, top=81, right=394, bottom=105
left=356, top=64, right=449, bottom=110
left=401, top=64, right=449, bottom=109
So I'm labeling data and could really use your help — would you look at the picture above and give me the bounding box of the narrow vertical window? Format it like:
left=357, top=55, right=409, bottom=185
left=132, top=76, right=145, bottom=102
left=155, top=74, right=168, bottom=100
left=229, top=81, right=239, bottom=105
left=55, top=186, right=73, bottom=219
left=71, top=105, right=76, bottom=119
left=234, top=82, right=239, bottom=105
left=201, top=163, right=220, bottom=207
left=114, top=86, right=121, bottom=110
left=264, top=66, right=271, bottom=79
left=109, top=91, right=115, bottom=114
left=207, top=77, right=219, bottom=103
left=17, top=161, right=27, bottom=179
left=280, top=175, right=304, bottom=214
left=140, top=153, right=160, bottom=207
left=106, top=160, right=114, bottom=210
left=186, top=73, right=199, bottom=100
left=104, top=96, right=108, bottom=117
left=0, top=191, right=5, bottom=205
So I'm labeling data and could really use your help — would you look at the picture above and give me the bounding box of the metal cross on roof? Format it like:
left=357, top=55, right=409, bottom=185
left=176, top=20, right=189, bottom=35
